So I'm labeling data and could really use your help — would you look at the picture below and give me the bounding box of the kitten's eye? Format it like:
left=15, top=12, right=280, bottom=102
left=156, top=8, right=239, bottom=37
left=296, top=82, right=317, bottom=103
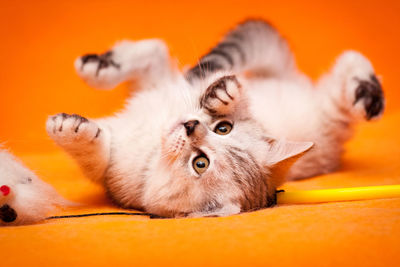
left=214, top=121, right=233, bottom=135
left=193, top=156, right=209, bottom=175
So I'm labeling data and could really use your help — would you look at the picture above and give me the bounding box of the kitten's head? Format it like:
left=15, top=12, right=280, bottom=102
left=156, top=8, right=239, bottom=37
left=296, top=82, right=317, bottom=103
left=145, top=75, right=313, bottom=217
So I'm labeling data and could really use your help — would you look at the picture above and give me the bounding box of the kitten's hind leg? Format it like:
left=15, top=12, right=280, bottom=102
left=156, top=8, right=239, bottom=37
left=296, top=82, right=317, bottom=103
left=186, top=19, right=296, bottom=82
left=46, top=113, right=111, bottom=183
left=317, top=51, right=384, bottom=122
left=75, top=39, right=173, bottom=90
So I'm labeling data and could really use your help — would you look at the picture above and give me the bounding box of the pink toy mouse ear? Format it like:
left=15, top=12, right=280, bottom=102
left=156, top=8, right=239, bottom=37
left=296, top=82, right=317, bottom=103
left=0, top=185, right=10, bottom=196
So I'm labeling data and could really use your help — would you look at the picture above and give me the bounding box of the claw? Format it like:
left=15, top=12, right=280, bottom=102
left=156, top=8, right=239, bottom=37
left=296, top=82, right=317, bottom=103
left=81, top=54, right=100, bottom=65
left=80, top=51, right=120, bottom=76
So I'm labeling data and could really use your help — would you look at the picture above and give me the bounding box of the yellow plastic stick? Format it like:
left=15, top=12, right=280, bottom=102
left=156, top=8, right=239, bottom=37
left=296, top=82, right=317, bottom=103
left=276, top=184, right=400, bottom=205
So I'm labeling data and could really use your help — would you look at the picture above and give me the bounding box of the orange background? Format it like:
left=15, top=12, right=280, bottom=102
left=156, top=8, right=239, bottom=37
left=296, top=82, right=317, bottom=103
left=1, top=0, right=400, bottom=152
left=1, top=1, right=400, bottom=267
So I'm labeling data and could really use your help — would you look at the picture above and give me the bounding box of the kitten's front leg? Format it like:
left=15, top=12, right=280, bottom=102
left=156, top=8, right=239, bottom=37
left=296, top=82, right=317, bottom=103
left=46, top=113, right=111, bottom=183
left=317, top=51, right=384, bottom=121
left=74, top=39, right=173, bottom=90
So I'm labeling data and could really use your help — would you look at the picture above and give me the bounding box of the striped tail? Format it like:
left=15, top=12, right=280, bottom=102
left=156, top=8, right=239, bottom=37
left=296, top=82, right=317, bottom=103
left=186, top=19, right=295, bottom=82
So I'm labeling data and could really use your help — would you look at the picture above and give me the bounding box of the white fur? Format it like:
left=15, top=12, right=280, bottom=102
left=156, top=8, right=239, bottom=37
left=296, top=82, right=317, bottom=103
left=47, top=23, right=383, bottom=217
left=0, top=149, right=68, bottom=225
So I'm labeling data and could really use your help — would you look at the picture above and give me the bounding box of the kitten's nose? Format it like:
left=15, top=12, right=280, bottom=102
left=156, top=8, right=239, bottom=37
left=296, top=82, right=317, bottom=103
left=183, top=120, right=199, bottom=136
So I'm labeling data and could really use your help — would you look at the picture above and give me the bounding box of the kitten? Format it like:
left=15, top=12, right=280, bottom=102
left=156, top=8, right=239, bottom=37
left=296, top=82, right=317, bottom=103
left=47, top=20, right=384, bottom=217
left=0, top=149, right=68, bottom=225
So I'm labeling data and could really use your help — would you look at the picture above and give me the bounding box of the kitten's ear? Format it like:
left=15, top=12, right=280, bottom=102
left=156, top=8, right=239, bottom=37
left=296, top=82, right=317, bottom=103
left=265, top=138, right=314, bottom=186
left=200, top=75, right=245, bottom=116
left=267, top=139, right=314, bottom=165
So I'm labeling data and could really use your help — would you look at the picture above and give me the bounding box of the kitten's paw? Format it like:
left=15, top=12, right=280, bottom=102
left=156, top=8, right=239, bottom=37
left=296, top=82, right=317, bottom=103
left=200, top=75, right=242, bottom=115
left=334, top=51, right=384, bottom=120
left=74, top=51, right=121, bottom=89
left=353, top=75, right=384, bottom=120
left=46, top=113, right=101, bottom=148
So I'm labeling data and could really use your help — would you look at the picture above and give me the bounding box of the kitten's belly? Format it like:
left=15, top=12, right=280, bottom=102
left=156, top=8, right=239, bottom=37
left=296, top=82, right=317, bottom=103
left=246, top=77, right=343, bottom=180
left=246, top=78, right=320, bottom=142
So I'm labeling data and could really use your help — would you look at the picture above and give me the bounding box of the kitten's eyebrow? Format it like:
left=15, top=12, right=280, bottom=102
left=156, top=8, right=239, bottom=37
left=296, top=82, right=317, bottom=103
left=209, top=114, right=228, bottom=124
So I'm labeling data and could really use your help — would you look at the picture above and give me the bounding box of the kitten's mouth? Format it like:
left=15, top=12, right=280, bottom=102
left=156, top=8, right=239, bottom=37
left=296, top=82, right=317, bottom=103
left=171, top=135, right=186, bottom=155
left=163, top=123, right=188, bottom=161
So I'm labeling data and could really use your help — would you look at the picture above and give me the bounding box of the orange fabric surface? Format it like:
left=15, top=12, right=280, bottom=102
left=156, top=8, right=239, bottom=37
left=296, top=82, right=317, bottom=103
left=0, top=113, right=399, bottom=266
left=1, top=0, right=400, bottom=266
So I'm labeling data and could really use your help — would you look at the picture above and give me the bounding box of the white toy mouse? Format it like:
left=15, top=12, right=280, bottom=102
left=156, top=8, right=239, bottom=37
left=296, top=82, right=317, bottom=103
left=0, top=149, right=68, bottom=225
